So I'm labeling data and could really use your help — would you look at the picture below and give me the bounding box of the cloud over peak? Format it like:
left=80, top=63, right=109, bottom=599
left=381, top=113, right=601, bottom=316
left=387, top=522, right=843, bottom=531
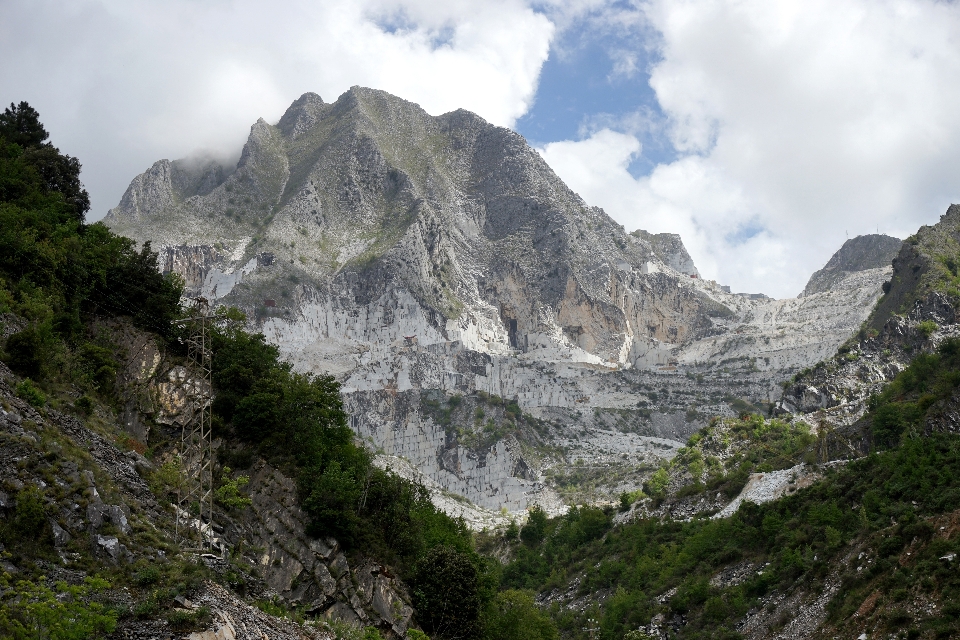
left=0, top=0, right=553, bottom=219
left=539, top=0, right=960, bottom=297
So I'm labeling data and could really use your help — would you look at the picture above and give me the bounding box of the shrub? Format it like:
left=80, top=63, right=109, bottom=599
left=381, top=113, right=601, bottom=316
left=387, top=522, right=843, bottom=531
left=14, top=379, right=45, bottom=407
left=325, top=619, right=385, bottom=640
left=4, top=487, right=48, bottom=545
left=166, top=606, right=210, bottom=632
left=75, top=395, right=93, bottom=415
left=917, top=320, right=938, bottom=338
left=5, top=325, right=54, bottom=379
left=133, top=566, right=160, bottom=587
left=413, top=546, right=484, bottom=640
left=73, top=342, right=118, bottom=393
left=483, top=590, right=557, bottom=640
left=214, top=467, right=251, bottom=510
left=0, top=575, right=117, bottom=639
left=149, top=460, right=185, bottom=497
left=645, top=468, right=669, bottom=497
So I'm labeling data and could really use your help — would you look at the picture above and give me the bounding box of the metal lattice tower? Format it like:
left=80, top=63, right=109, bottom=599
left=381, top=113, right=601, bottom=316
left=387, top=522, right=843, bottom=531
left=175, top=297, right=215, bottom=548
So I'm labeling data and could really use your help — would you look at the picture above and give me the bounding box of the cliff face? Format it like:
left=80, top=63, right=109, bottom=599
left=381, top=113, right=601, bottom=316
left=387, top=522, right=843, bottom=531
left=780, top=207, right=960, bottom=437
left=630, top=230, right=700, bottom=277
left=801, top=234, right=902, bottom=297
left=106, top=88, right=888, bottom=517
left=107, top=88, right=723, bottom=368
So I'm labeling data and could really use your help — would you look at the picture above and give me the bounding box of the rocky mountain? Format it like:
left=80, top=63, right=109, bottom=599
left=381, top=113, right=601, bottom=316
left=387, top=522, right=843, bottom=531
left=106, top=87, right=891, bottom=520
left=800, top=234, right=902, bottom=297
left=630, top=230, right=700, bottom=277
left=782, top=205, right=960, bottom=433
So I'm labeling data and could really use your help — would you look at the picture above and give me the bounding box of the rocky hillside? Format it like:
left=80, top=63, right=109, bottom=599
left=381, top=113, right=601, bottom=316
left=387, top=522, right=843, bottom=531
left=494, top=208, right=960, bottom=637
left=0, top=348, right=414, bottom=639
left=800, top=234, right=901, bottom=297
left=106, top=88, right=890, bottom=517
left=0, top=104, right=437, bottom=640
left=781, top=206, right=960, bottom=434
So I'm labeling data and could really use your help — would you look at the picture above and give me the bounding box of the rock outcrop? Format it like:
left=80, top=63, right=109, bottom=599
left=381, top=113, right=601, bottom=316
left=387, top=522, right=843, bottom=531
left=0, top=354, right=414, bottom=638
left=801, top=234, right=901, bottom=297
left=780, top=206, right=960, bottom=443
left=106, top=87, right=890, bottom=516
left=631, top=230, right=700, bottom=277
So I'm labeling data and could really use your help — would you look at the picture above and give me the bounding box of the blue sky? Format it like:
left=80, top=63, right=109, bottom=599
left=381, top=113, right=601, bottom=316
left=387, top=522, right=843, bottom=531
left=3, top=0, right=960, bottom=297
left=517, top=30, right=679, bottom=179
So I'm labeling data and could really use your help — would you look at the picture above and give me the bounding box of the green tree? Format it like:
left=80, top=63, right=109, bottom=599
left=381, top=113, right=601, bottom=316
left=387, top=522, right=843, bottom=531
left=483, top=590, right=557, bottom=640
left=519, top=506, right=547, bottom=546
left=413, top=546, right=484, bottom=640
left=214, top=467, right=252, bottom=510
left=0, top=102, right=48, bottom=147
left=645, top=468, right=669, bottom=497
left=20, top=143, right=89, bottom=220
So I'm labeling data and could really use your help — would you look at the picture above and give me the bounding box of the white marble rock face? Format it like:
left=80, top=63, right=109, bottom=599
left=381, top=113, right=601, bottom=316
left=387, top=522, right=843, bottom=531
left=105, top=87, right=892, bottom=523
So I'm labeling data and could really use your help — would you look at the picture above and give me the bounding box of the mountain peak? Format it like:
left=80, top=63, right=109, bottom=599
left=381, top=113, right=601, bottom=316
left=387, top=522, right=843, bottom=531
left=277, top=92, right=326, bottom=139
left=801, top=233, right=901, bottom=296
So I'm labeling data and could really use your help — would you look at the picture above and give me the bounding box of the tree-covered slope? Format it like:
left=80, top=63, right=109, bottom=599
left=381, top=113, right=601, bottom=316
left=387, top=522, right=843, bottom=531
left=0, top=102, right=552, bottom=640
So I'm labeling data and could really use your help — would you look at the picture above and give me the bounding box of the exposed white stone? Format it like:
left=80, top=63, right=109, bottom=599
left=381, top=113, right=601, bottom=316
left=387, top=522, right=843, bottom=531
left=105, top=87, right=890, bottom=515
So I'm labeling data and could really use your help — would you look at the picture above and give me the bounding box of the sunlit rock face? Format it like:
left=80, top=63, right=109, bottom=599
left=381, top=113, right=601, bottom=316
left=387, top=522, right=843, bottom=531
left=106, top=87, right=889, bottom=519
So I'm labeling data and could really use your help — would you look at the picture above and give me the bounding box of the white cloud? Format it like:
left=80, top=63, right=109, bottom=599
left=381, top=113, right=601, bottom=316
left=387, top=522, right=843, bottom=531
left=539, top=0, right=960, bottom=298
left=0, top=0, right=553, bottom=219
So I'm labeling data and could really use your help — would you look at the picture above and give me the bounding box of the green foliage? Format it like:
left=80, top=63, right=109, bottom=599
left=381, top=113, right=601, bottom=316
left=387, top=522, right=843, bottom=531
left=0, top=102, right=85, bottom=220
left=520, top=506, right=547, bottom=546
left=868, top=338, right=960, bottom=449
left=483, top=590, right=557, bottom=640
left=149, top=459, right=185, bottom=498
left=128, top=557, right=211, bottom=620
left=325, top=618, right=385, bottom=640
left=497, top=432, right=960, bottom=639
left=644, top=468, right=669, bottom=497
left=670, top=416, right=817, bottom=505
left=917, top=320, right=938, bottom=338
left=73, top=342, right=118, bottom=393
left=75, top=394, right=93, bottom=415
left=166, top=606, right=211, bottom=632
left=214, top=467, right=252, bottom=510
left=0, top=103, right=48, bottom=147
left=0, top=575, right=117, bottom=639
left=501, top=506, right=613, bottom=592
left=5, top=324, right=56, bottom=378
left=1, top=488, right=48, bottom=548
left=413, top=546, right=485, bottom=640
left=0, top=104, right=183, bottom=388
left=14, top=378, right=45, bottom=407
left=407, top=630, right=430, bottom=640
left=254, top=598, right=288, bottom=617
left=133, top=566, right=161, bottom=587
